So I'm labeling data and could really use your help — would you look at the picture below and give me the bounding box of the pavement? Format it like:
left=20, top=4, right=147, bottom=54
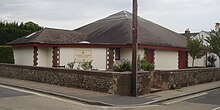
left=0, top=77, right=219, bottom=106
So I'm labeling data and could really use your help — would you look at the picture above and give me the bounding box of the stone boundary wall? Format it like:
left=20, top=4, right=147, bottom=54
left=0, top=63, right=150, bottom=96
left=153, top=68, right=220, bottom=90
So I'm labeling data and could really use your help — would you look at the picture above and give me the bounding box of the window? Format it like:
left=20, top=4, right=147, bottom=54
left=115, top=48, right=120, bottom=60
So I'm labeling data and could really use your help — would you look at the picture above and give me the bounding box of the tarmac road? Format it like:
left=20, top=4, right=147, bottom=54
left=155, top=88, right=220, bottom=110
left=0, top=85, right=109, bottom=110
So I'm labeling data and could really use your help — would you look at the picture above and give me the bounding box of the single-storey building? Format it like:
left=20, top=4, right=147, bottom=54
left=9, top=10, right=190, bottom=70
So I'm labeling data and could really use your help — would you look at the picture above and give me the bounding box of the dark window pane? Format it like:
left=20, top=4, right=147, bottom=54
left=115, top=48, right=120, bottom=60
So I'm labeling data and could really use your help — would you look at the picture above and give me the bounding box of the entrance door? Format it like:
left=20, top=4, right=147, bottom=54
left=178, top=51, right=188, bottom=69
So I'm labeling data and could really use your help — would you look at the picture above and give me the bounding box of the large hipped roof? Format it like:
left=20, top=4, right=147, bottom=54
left=9, top=10, right=186, bottom=48
left=74, top=11, right=186, bottom=48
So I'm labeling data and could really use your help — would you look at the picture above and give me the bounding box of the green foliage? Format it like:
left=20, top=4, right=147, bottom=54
left=113, top=58, right=154, bottom=72
left=0, top=46, right=14, bottom=64
left=81, top=60, right=93, bottom=70
left=113, top=60, right=132, bottom=72
left=138, top=57, right=154, bottom=71
left=187, top=37, right=205, bottom=67
left=0, top=21, right=43, bottom=44
left=205, top=31, right=220, bottom=57
left=207, top=54, right=217, bottom=67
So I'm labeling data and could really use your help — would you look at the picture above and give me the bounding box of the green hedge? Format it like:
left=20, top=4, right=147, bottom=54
left=0, top=46, right=14, bottom=64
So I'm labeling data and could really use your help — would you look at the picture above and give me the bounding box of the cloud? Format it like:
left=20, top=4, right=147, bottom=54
left=0, top=0, right=219, bottom=32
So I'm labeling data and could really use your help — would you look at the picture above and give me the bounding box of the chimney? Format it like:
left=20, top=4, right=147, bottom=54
left=215, top=23, right=220, bottom=32
left=185, top=28, right=190, bottom=38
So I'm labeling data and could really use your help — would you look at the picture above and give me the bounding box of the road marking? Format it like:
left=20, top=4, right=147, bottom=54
left=163, top=92, right=208, bottom=105
left=101, top=105, right=159, bottom=109
left=0, top=84, right=85, bottom=105
left=212, top=107, right=220, bottom=110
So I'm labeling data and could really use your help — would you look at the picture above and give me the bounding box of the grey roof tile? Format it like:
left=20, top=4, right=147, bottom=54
left=9, top=10, right=186, bottom=48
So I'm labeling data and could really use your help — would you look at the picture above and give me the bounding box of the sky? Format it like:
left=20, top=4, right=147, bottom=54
left=0, top=0, right=219, bottom=33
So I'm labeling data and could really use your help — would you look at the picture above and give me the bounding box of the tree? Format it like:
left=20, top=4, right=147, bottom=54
left=187, top=38, right=205, bottom=67
left=205, top=31, right=220, bottom=66
left=0, top=21, right=43, bottom=44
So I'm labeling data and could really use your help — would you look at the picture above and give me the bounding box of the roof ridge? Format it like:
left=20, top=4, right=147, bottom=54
left=44, top=27, right=73, bottom=32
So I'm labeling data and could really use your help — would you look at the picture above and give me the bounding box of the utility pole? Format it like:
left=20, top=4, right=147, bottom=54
left=131, top=0, right=138, bottom=97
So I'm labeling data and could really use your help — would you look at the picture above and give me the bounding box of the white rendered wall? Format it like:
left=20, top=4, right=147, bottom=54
left=215, top=55, right=220, bottom=68
left=188, top=55, right=206, bottom=67
left=38, top=47, right=48, bottom=67
left=155, top=50, right=178, bottom=70
left=60, top=48, right=107, bottom=70
left=120, top=48, right=145, bottom=61
left=47, top=48, right=53, bottom=67
left=38, top=47, right=53, bottom=67
left=13, top=47, right=33, bottom=66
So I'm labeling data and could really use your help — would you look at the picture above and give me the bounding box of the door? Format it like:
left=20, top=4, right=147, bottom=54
left=178, top=51, right=188, bottom=69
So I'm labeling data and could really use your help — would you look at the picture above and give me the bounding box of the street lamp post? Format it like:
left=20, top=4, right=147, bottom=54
left=131, top=0, right=138, bottom=97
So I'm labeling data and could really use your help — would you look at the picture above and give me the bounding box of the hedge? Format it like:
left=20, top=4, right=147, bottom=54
left=0, top=45, right=14, bottom=64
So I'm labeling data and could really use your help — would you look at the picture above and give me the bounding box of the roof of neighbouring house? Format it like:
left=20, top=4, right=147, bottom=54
left=180, top=32, right=199, bottom=37
left=8, top=28, right=87, bottom=45
left=9, top=10, right=187, bottom=48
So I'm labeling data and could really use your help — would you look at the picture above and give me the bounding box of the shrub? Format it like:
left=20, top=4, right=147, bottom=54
left=113, top=57, right=154, bottom=72
left=113, top=60, right=132, bottom=72
left=138, top=56, right=154, bottom=71
left=207, top=54, right=217, bottom=67
left=0, top=45, right=14, bottom=64
left=81, top=60, right=93, bottom=70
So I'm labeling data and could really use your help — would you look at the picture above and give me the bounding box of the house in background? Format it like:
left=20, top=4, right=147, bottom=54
left=9, top=10, right=189, bottom=70
left=182, top=23, right=220, bottom=67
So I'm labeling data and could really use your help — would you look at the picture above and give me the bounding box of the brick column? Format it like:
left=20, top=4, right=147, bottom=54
left=106, top=48, right=114, bottom=70
left=52, top=47, right=60, bottom=67
left=33, top=47, right=38, bottom=66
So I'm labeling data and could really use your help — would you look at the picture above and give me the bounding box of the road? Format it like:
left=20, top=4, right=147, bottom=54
left=156, top=88, right=220, bottom=110
left=0, top=85, right=107, bottom=110
left=0, top=84, right=219, bottom=110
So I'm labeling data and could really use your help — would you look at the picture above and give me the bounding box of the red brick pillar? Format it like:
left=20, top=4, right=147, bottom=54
left=106, top=48, right=114, bottom=70
left=52, top=47, right=60, bottom=67
left=33, top=47, right=38, bottom=66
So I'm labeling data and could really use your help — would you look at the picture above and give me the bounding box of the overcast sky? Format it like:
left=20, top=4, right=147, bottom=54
left=0, top=0, right=219, bottom=32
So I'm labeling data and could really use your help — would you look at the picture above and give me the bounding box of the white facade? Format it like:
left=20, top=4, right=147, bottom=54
left=60, top=47, right=107, bottom=70
left=13, top=46, right=199, bottom=70
left=120, top=48, right=145, bottom=61
left=188, top=54, right=206, bottom=67
left=154, top=50, right=178, bottom=70
left=38, top=47, right=52, bottom=67
left=119, top=49, right=179, bottom=70
left=13, top=47, right=34, bottom=66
